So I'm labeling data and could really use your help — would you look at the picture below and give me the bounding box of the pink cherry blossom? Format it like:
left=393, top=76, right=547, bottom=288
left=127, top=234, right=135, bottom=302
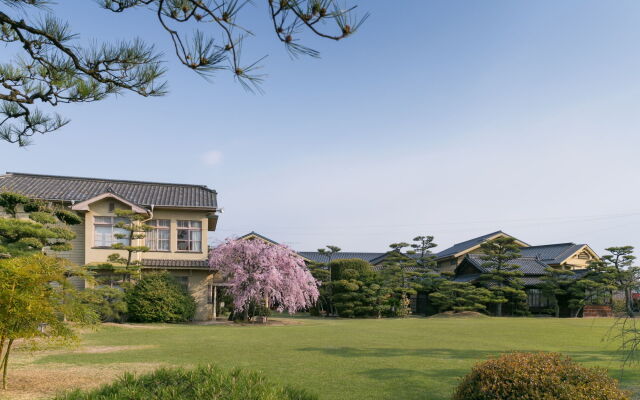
left=209, top=238, right=320, bottom=314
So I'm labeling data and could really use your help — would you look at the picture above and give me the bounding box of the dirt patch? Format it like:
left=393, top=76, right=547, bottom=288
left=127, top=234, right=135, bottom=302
left=0, top=363, right=164, bottom=400
left=429, top=311, right=488, bottom=318
left=192, top=317, right=305, bottom=326
left=102, top=323, right=167, bottom=330
left=73, top=345, right=156, bottom=354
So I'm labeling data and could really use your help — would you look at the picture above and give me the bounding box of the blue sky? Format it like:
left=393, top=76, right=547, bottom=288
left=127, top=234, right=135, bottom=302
left=2, top=1, right=640, bottom=254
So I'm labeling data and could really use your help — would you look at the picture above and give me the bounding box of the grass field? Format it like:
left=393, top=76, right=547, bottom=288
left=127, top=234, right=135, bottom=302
left=3, top=316, right=640, bottom=400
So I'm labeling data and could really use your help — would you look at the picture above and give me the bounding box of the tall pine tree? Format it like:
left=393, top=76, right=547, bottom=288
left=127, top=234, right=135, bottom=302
left=477, top=237, right=528, bottom=316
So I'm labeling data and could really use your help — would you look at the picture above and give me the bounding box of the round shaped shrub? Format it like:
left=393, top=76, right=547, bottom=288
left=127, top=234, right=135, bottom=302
left=453, top=352, right=629, bottom=400
left=329, top=258, right=372, bottom=281
left=54, top=365, right=317, bottom=400
left=125, top=272, right=196, bottom=323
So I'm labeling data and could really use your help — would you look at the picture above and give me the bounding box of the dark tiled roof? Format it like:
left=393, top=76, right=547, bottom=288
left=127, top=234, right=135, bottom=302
left=297, top=252, right=387, bottom=264
left=0, top=172, right=217, bottom=209
left=465, top=254, right=549, bottom=276
left=436, top=231, right=519, bottom=259
left=520, top=243, right=586, bottom=265
left=142, top=259, right=209, bottom=269
left=453, top=273, right=482, bottom=283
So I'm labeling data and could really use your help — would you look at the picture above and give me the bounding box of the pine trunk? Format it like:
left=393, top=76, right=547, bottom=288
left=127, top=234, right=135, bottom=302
left=1, top=339, right=14, bottom=390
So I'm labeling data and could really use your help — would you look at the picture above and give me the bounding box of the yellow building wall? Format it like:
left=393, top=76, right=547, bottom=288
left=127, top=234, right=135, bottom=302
left=83, top=199, right=210, bottom=265
left=563, top=249, right=597, bottom=270
left=155, top=269, right=226, bottom=321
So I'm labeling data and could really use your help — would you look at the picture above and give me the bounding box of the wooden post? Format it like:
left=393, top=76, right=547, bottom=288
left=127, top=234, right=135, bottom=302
left=212, top=285, right=217, bottom=319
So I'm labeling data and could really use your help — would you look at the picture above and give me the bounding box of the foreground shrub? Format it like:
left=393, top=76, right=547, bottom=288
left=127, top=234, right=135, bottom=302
left=125, top=272, right=196, bottom=323
left=54, top=365, right=317, bottom=400
left=453, top=352, right=629, bottom=400
left=78, top=287, right=127, bottom=322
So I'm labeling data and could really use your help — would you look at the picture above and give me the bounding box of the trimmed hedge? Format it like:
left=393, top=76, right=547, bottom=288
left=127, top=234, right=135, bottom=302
left=125, top=272, right=196, bottom=323
left=453, top=352, right=629, bottom=400
left=329, top=258, right=372, bottom=281
left=53, top=365, right=317, bottom=400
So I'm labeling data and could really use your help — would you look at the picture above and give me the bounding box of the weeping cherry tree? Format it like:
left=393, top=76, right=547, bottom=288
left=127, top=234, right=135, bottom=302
left=209, top=238, right=319, bottom=322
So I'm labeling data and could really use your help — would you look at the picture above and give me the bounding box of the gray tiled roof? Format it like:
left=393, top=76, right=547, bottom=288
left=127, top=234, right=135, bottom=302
left=0, top=172, right=217, bottom=209
left=453, top=273, right=482, bottom=283
left=142, top=259, right=209, bottom=269
left=436, top=231, right=524, bottom=259
left=465, top=254, right=549, bottom=276
left=297, top=251, right=387, bottom=264
left=520, top=243, right=586, bottom=264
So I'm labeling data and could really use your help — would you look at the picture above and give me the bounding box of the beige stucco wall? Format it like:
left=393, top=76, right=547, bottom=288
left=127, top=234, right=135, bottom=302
left=155, top=269, right=226, bottom=321
left=82, top=199, right=210, bottom=265
left=562, top=248, right=598, bottom=270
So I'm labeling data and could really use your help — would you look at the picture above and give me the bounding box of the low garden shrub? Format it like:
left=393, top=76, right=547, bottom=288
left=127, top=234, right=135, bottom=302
left=53, top=365, right=317, bottom=400
left=78, top=287, right=127, bottom=322
left=125, top=272, right=196, bottom=323
left=453, top=352, right=629, bottom=400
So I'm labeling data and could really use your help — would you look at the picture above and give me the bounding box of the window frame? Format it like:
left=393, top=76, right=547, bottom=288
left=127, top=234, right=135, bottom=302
left=145, top=219, right=171, bottom=252
left=176, top=220, right=203, bottom=252
left=93, top=216, right=130, bottom=248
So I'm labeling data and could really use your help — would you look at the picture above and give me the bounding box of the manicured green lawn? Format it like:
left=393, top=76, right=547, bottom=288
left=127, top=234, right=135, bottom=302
left=30, top=317, right=640, bottom=400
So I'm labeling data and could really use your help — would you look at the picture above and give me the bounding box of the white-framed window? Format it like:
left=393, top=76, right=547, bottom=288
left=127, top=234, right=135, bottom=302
left=145, top=219, right=170, bottom=251
left=177, top=220, right=202, bottom=252
left=94, top=216, right=130, bottom=247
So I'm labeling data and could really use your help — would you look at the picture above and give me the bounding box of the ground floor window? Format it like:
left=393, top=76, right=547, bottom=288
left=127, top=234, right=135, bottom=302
left=526, top=288, right=551, bottom=308
left=175, top=276, right=189, bottom=292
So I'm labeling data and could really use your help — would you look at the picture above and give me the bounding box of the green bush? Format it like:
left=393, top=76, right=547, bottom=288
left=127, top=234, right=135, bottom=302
left=53, top=365, right=317, bottom=400
left=78, top=287, right=127, bottom=322
left=125, top=272, right=196, bottom=323
left=453, top=352, right=630, bottom=400
left=330, top=259, right=390, bottom=318
left=330, top=258, right=372, bottom=281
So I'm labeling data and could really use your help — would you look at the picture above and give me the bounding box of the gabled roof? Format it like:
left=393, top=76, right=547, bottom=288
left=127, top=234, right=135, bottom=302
left=71, top=191, right=148, bottom=214
left=297, top=251, right=387, bottom=264
left=436, top=231, right=527, bottom=259
left=238, top=231, right=281, bottom=245
left=0, top=172, right=217, bottom=209
left=520, top=243, right=591, bottom=265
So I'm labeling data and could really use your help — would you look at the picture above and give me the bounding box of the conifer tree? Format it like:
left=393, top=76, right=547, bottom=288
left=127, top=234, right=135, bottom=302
left=380, top=242, right=417, bottom=317
left=409, top=235, right=438, bottom=271
left=0, top=0, right=368, bottom=145
left=539, top=266, right=575, bottom=318
left=588, top=247, right=639, bottom=318
left=331, top=259, right=389, bottom=318
left=0, top=192, right=81, bottom=258
left=477, top=237, right=528, bottom=316
left=429, top=281, right=493, bottom=313
left=104, top=209, right=153, bottom=284
left=318, top=245, right=341, bottom=316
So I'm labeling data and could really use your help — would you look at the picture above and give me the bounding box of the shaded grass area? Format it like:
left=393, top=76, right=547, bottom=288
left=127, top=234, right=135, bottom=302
left=7, top=317, right=640, bottom=400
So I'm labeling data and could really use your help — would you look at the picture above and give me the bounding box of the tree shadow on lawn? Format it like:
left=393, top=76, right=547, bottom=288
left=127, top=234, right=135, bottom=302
left=298, top=346, right=631, bottom=363
left=357, top=367, right=468, bottom=400
left=298, top=346, right=528, bottom=360
left=297, top=346, right=640, bottom=381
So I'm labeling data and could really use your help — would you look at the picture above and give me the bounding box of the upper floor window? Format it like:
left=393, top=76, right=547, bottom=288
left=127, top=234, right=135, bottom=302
left=94, top=216, right=130, bottom=247
left=146, top=219, right=170, bottom=251
left=177, top=220, right=202, bottom=252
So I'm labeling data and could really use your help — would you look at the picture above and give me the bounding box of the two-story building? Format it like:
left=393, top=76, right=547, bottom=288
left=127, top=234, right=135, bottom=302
left=0, top=172, right=223, bottom=321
